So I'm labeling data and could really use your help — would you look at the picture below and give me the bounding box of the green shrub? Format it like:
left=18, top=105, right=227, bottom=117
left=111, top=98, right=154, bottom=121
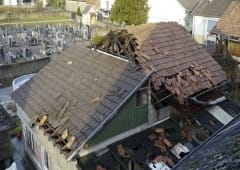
left=77, top=7, right=82, bottom=17
left=93, top=35, right=104, bottom=45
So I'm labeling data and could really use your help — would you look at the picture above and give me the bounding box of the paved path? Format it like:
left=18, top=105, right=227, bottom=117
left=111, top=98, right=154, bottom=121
left=0, top=86, right=12, bottom=104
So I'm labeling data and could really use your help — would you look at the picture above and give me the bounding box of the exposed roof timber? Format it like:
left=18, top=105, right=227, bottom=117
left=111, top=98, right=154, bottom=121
left=190, top=80, right=229, bottom=98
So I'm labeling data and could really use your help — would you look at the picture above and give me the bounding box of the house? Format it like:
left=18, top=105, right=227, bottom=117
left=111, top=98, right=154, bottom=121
left=12, top=22, right=228, bottom=170
left=192, top=0, right=234, bottom=45
left=11, top=44, right=152, bottom=169
left=147, top=0, right=201, bottom=31
left=211, top=0, right=240, bottom=58
left=2, top=0, right=46, bottom=6
left=65, top=0, right=100, bottom=14
left=0, top=104, right=15, bottom=170
left=100, top=0, right=115, bottom=11
left=82, top=5, right=97, bottom=25
left=99, top=0, right=200, bottom=31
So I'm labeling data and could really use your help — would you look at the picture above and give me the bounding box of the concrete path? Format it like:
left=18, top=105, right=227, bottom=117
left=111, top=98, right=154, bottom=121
left=0, top=86, right=13, bottom=104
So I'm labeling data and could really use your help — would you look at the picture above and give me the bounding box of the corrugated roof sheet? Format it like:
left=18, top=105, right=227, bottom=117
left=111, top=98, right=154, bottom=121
left=192, top=0, right=234, bottom=17
left=127, top=22, right=227, bottom=103
left=11, top=44, right=148, bottom=157
left=211, top=0, right=240, bottom=38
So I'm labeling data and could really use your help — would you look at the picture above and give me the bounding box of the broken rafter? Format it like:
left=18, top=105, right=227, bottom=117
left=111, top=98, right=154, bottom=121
left=96, top=29, right=139, bottom=61
left=62, top=136, right=76, bottom=151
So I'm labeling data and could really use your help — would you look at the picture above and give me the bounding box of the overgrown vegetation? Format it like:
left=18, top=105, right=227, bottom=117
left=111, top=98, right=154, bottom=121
left=214, top=53, right=240, bottom=106
left=77, top=7, right=82, bottom=17
left=35, top=0, right=43, bottom=12
left=48, top=0, right=65, bottom=9
left=93, top=35, right=104, bottom=45
left=110, top=0, right=149, bottom=25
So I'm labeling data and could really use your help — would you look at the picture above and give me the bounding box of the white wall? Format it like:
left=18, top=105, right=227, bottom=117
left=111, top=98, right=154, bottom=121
left=147, top=0, right=186, bottom=25
left=100, top=0, right=188, bottom=27
left=100, top=0, right=115, bottom=10
left=192, top=16, right=219, bottom=44
left=3, top=0, right=18, bottom=6
left=16, top=104, right=78, bottom=170
left=82, top=7, right=96, bottom=25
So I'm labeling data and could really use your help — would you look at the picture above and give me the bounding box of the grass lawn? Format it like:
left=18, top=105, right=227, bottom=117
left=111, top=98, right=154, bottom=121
left=0, top=10, right=74, bottom=25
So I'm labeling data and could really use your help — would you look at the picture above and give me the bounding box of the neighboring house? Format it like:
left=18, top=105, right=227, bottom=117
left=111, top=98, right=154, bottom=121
left=3, top=0, right=18, bottom=6
left=147, top=0, right=201, bottom=31
left=0, top=105, right=15, bottom=170
left=3, top=0, right=35, bottom=6
left=211, top=0, right=240, bottom=58
left=82, top=5, right=97, bottom=25
left=11, top=22, right=228, bottom=170
left=65, top=0, right=100, bottom=14
left=100, top=0, right=114, bottom=11
left=3, top=0, right=46, bottom=7
left=192, top=0, right=234, bottom=45
left=99, top=0, right=201, bottom=31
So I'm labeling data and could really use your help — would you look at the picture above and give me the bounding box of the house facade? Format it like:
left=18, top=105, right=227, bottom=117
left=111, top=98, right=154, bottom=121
left=100, top=0, right=114, bottom=11
left=192, top=0, right=234, bottom=45
left=65, top=0, right=100, bottom=13
left=211, top=1, right=240, bottom=58
left=2, top=0, right=47, bottom=7
left=82, top=5, right=97, bottom=25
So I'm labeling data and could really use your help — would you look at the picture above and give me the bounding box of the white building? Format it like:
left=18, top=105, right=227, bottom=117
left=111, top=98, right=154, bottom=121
left=3, top=0, right=18, bottom=6
left=3, top=0, right=47, bottom=7
left=101, top=0, right=201, bottom=32
left=100, top=0, right=115, bottom=11
left=192, top=0, right=234, bottom=45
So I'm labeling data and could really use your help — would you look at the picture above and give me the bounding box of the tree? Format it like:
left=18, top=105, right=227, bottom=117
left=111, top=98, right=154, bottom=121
left=110, top=0, right=149, bottom=25
left=35, top=0, right=43, bottom=12
left=77, top=7, right=82, bottom=17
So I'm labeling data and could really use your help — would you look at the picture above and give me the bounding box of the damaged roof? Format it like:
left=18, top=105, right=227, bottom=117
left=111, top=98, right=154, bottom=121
left=127, top=22, right=227, bottom=103
left=177, top=0, right=201, bottom=11
left=192, top=0, right=234, bottom=17
left=11, top=44, right=149, bottom=159
left=211, top=1, right=240, bottom=38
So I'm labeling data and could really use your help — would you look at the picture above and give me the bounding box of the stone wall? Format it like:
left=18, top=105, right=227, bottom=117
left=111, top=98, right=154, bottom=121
left=0, top=57, right=50, bottom=86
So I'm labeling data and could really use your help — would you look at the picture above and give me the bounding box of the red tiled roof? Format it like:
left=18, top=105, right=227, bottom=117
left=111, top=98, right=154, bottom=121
left=211, top=1, right=240, bottom=38
left=128, top=22, right=227, bottom=103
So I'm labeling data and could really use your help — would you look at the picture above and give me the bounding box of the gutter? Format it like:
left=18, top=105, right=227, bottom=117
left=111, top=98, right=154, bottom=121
left=96, top=49, right=129, bottom=62
left=67, top=71, right=153, bottom=161
left=189, top=96, right=226, bottom=106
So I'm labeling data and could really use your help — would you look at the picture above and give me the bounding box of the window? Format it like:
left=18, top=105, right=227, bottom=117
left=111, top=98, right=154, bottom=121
left=136, top=88, right=148, bottom=106
left=207, top=20, right=217, bottom=33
